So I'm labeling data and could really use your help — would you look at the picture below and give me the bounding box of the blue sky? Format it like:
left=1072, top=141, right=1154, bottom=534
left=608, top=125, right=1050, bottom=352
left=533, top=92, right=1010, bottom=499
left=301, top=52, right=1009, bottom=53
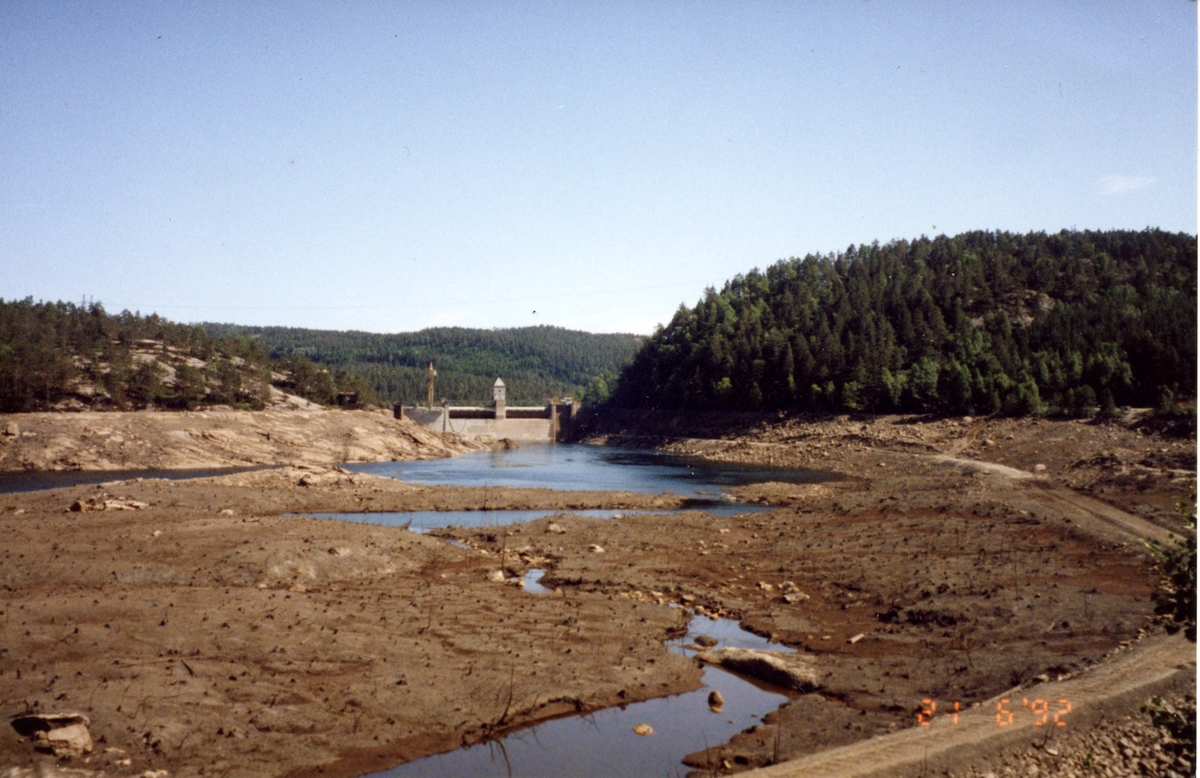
left=1, top=1, right=1195, bottom=335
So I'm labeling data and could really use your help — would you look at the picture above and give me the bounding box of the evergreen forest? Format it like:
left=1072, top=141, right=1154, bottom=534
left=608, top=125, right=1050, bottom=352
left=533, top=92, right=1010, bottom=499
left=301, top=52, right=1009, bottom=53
left=0, top=298, right=641, bottom=412
left=608, top=229, right=1196, bottom=416
left=0, top=298, right=274, bottom=412
left=201, top=324, right=642, bottom=407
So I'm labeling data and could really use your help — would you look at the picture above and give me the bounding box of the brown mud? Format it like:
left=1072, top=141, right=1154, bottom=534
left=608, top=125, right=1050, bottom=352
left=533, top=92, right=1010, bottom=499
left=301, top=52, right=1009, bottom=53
left=0, top=409, right=1195, bottom=777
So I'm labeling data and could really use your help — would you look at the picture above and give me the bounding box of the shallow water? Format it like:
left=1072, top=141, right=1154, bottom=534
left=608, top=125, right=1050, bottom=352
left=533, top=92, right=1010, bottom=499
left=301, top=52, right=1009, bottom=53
left=0, top=465, right=273, bottom=495
left=521, top=568, right=552, bottom=593
left=346, top=444, right=831, bottom=499
left=370, top=617, right=794, bottom=778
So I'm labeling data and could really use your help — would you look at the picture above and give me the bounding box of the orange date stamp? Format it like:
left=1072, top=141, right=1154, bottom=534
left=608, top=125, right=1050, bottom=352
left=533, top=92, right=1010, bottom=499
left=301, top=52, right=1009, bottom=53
left=917, top=698, right=1073, bottom=727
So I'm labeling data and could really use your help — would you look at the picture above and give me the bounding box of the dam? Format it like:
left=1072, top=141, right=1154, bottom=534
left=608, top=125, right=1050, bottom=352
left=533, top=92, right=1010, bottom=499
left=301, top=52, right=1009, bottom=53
left=395, top=378, right=577, bottom=443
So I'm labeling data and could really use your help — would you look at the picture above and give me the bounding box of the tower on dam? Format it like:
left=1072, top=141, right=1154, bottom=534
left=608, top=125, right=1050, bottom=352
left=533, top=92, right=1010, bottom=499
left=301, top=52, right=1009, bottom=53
left=493, top=378, right=506, bottom=420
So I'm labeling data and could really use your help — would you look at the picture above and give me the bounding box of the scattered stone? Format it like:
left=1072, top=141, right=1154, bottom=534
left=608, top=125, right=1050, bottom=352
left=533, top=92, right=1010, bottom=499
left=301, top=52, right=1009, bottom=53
left=757, top=581, right=775, bottom=592
left=297, top=469, right=351, bottom=487
left=106, top=498, right=148, bottom=510
left=487, top=570, right=506, bottom=582
left=694, top=647, right=819, bottom=692
left=848, top=633, right=866, bottom=644
left=68, top=496, right=148, bottom=512
left=632, top=723, right=654, bottom=736
left=2, top=421, right=18, bottom=436
left=546, top=522, right=566, bottom=534
left=589, top=544, right=605, bottom=553
left=327, top=547, right=351, bottom=557
left=708, top=690, right=725, bottom=712
left=783, top=592, right=810, bottom=604
left=10, top=712, right=94, bottom=758
left=694, top=635, right=719, bottom=648
left=1032, top=463, right=1047, bottom=473
left=219, top=508, right=235, bottom=515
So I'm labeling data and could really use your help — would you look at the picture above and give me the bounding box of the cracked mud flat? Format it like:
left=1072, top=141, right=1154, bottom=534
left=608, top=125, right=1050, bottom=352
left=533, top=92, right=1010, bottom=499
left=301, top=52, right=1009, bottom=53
left=0, top=410, right=1195, bottom=777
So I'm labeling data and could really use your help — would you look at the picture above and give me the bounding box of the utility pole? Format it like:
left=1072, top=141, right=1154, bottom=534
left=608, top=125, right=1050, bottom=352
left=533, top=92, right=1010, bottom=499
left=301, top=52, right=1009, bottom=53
left=427, top=361, right=437, bottom=408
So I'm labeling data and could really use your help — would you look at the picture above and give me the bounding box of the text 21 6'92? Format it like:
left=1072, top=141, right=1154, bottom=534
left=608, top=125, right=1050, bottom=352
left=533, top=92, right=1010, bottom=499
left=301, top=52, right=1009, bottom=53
left=916, top=698, right=1072, bottom=727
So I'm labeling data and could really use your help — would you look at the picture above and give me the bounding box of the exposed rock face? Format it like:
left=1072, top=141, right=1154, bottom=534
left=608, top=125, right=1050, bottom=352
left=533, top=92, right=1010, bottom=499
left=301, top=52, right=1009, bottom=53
left=0, top=409, right=485, bottom=472
left=694, top=647, right=819, bottom=692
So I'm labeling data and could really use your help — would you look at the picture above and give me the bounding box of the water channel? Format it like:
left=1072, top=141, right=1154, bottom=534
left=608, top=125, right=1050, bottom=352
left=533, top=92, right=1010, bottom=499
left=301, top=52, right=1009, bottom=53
left=0, top=465, right=272, bottom=495
left=332, top=445, right=827, bottom=778
left=371, top=614, right=795, bottom=778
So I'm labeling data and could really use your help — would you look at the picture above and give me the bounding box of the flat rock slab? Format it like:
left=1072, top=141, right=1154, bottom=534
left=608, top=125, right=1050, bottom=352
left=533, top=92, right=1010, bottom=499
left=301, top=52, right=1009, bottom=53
left=695, top=647, right=818, bottom=692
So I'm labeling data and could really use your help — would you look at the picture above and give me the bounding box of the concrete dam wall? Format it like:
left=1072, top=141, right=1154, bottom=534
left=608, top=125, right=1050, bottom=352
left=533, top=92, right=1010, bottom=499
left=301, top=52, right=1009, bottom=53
left=398, top=403, right=577, bottom=443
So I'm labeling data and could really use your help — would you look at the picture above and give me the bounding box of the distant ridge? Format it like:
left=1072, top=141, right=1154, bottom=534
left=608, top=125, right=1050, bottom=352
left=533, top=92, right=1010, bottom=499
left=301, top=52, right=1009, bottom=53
left=201, top=323, right=642, bottom=407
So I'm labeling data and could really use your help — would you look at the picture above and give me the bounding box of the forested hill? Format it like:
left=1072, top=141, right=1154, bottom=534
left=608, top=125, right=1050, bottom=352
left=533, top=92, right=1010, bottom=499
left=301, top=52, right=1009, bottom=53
left=0, top=298, right=274, bottom=412
left=201, top=324, right=643, bottom=406
left=609, top=229, right=1196, bottom=416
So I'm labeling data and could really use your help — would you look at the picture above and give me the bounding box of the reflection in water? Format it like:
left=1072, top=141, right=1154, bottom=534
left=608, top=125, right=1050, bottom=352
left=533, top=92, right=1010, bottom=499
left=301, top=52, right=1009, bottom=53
left=371, top=617, right=795, bottom=778
left=521, top=569, right=551, bottom=594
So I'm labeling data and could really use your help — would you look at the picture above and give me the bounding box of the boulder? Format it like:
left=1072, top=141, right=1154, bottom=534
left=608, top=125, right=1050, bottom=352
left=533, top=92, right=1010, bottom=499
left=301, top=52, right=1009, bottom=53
left=694, top=647, right=818, bottom=692
left=10, top=712, right=93, bottom=758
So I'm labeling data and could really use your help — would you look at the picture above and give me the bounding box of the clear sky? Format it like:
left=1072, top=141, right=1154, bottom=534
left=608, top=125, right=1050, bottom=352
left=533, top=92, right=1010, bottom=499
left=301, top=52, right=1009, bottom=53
left=1, top=2, right=1195, bottom=336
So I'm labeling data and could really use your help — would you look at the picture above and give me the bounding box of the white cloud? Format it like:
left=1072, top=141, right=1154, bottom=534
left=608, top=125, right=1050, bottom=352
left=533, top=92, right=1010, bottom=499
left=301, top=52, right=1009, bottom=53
left=1099, top=175, right=1156, bottom=195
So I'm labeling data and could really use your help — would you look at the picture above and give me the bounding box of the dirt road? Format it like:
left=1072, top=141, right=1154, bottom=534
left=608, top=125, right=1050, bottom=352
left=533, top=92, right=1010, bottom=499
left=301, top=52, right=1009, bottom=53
left=740, top=631, right=1193, bottom=778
